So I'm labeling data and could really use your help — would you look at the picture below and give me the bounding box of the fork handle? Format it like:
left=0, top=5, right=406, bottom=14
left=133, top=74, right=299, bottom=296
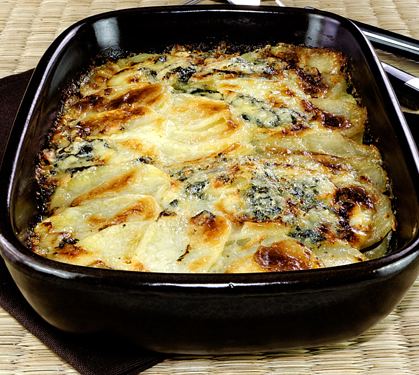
left=352, top=20, right=419, bottom=62
left=179, top=0, right=205, bottom=4
left=382, top=62, right=419, bottom=110
left=304, top=6, right=419, bottom=62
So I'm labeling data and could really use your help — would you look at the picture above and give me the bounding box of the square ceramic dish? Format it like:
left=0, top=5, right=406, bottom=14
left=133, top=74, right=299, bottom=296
left=1, top=5, right=419, bottom=355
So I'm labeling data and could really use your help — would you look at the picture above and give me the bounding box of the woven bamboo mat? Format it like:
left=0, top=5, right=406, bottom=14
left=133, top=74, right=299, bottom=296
left=1, top=0, right=419, bottom=374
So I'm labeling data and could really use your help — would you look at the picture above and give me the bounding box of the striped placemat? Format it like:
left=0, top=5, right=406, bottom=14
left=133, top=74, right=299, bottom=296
left=1, top=0, right=419, bottom=374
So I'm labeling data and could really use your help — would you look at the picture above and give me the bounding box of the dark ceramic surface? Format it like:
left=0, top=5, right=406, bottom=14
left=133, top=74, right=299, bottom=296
left=1, top=5, right=419, bottom=354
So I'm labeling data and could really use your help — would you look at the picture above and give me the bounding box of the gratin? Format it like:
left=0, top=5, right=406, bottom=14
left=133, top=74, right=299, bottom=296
left=30, top=44, right=395, bottom=273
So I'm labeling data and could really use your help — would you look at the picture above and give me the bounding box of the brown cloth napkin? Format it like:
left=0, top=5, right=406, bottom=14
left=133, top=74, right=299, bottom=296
left=0, top=70, right=165, bottom=375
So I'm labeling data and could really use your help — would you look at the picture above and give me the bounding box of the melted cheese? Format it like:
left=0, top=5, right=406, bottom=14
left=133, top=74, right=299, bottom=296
left=31, top=44, right=395, bottom=273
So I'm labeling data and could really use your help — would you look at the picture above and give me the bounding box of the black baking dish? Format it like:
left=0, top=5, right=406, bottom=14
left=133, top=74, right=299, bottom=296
left=1, top=5, right=419, bottom=355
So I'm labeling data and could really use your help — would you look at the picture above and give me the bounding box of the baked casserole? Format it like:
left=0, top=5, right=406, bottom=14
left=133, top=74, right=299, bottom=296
left=30, top=43, right=396, bottom=273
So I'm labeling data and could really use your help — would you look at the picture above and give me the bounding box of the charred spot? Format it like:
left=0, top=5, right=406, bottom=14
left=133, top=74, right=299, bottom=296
left=274, top=49, right=299, bottom=65
left=217, top=174, right=232, bottom=184
left=335, top=206, right=354, bottom=242
left=114, top=68, right=130, bottom=76
left=74, top=124, right=91, bottom=138
left=177, top=244, right=190, bottom=262
left=41, top=221, right=55, bottom=232
left=38, top=149, right=56, bottom=166
left=293, top=66, right=327, bottom=96
left=191, top=210, right=216, bottom=226
left=157, top=210, right=177, bottom=221
left=94, top=73, right=110, bottom=84
left=289, top=122, right=307, bottom=132
left=280, top=122, right=308, bottom=136
left=335, top=208, right=356, bottom=241
left=318, top=223, right=330, bottom=235
left=300, top=100, right=352, bottom=130
left=217, top=152, right=228, bottom=162
left=54, top=236, right=86, bottom=259
left=194, top=71, right=215, bottom=80
left=337, top=226, right=355, bottom=242
left=71, top=94, right=104, bottom=113
left=284, top=197, right=298, bottom=212
left=213, top=69, right=241, bottom=76
left=334, top=186, right=373, bottom=242
left=54, top=244, right=86, bottom=259
left=190, top=210, right=224, bottom=243
left=66, top=165, right=95, bottom=177
left=164, top=66, right=197, bottom=84
left=360, top=175, right=374, bottom=185
left=337, top=205, right=351, bottom=224
left=322, top=112, right=351, bottom=129
left=28, top=231, right=41, bottom=249
left=284, top=89, right=296, bottom=97
left=111, top=199, right=158, bottom=227
left=190, top=88, right=220, bottom=96
left=263, top=63, right=281, bottom=76
left=129, top=76, right=142, bottom=84
left=134, top=156, right=152, bottom=164
left=80, top=106, right=148, bottom=135
left=335, top=186, right=373, bottom=209
left=106, top=85, right=162, bottom=110
left=301, top=99, right=317, bottom=114
left=57, top=237, right=79, bottom=248
left=35, top=167, right=58, bottom=204
left=312, top=155, right=344, bottom=170
left=254, top=240, right=313, bottom=272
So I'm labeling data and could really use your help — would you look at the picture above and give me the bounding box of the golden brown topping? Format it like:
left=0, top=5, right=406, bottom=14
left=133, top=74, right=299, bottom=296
left=106, top=84, right=164, bottom=110
left=254, top=239, right=322, bottom=271
left=54, top=239, right=88, bottom=260
left=321, top=111, right=351, bottom=129
left=295, top=66, right=328, bottom=96
left=190, top=210, right=228, bottom=244
left=90, top=197, right=158, bottom=230
left=71, top=83, right=164, bottom=113
left=70, top=170, right=136, bottom=207
left=30, top=44, right=394, bottom=272
left=81, top=106, right=149, bottom=135
left=335, top=186, right=374, bottom=209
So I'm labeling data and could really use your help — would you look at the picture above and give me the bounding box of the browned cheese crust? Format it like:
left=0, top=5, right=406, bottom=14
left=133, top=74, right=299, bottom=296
left=30, top=44, right=395, bottom=273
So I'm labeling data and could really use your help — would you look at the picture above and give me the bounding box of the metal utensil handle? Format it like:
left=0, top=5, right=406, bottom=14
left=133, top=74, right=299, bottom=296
left=353, top=20, right=419, bottom=62
left=277, top=0, right=419, bottom=62
left=179, top=0, right=205, bottom=5
left=300, top=5, right=419, bottom=62
left=382, top=62, right=419, bottom=110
